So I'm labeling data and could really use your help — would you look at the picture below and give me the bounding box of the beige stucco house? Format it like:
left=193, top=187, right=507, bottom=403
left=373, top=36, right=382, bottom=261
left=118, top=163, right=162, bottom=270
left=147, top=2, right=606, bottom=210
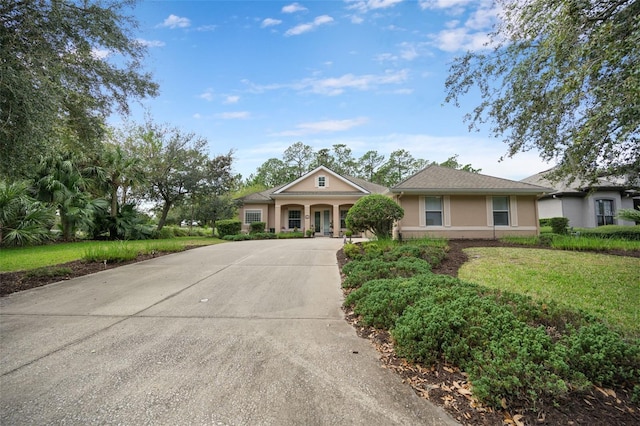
left=238, top=164, right=551, bottom=239
left=391, top=165, right=551, bottom=239
left=238, top=166, right=388, bottom=237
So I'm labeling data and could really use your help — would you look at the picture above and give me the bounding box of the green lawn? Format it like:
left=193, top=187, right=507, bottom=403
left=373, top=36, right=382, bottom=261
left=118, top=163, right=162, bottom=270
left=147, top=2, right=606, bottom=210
left=0, top=238, right=225, bottom=273
left=458, top=247, right=640, bottom=337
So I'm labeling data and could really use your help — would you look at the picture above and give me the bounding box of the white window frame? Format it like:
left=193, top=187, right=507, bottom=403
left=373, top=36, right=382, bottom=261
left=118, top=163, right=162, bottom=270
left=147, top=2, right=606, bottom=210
left=288, top=210, right=301, bottom=229
left=244, top=209, right=262, bottom=224
left=425, top=196, right=443, bottom=226
left=492, top=196, right=510, bottom=226
left=316, top=175, right=328, bottom=188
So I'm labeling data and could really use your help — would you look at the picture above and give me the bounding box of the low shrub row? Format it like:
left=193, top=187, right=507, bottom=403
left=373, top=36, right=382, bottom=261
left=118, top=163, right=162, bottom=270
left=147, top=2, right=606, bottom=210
left=341, top=239, right=640, bottom=409
left=152, top=225, right=211, bottom=239
left=577, top=225, right=640, bottom=240
left=221, top=231, right=305, bottom=241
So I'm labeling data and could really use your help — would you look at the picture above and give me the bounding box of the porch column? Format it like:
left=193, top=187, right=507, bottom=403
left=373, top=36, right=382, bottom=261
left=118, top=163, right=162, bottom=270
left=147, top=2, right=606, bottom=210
left=275, top=204, right=281, bottom=232
left=333, top=204, right=340, bottom=237
left=304, top=204, right=311, bottom=234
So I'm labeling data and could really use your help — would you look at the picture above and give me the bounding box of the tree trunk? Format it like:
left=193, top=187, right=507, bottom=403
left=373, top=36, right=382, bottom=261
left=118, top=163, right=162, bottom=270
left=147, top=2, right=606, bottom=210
left=109, top=184, right=118, bottom=240
left=156, top=201, right=172, bottom=231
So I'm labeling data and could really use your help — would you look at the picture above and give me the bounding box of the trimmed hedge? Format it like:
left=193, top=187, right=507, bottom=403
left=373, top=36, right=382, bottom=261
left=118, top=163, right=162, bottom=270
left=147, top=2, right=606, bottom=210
left=577, top=225, right=640, bottom=240
left=216, top=219, right=242, bottom=238
left=250, top=222, right=266, bottom=234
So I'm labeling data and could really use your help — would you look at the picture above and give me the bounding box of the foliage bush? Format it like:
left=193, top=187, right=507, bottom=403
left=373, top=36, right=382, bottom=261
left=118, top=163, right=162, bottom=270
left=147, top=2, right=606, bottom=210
left=577, top=225, right=640, bottom=240
left=152, top=227, right=175, bottom=239
left=0, top=180, right=56, bottom=247
left=345, top=194, right=404, bottom=239
left=216, top=219, right=242, bottom=238
left=392, top=291, right=572, bottom=407
left=549, top=217, right=569, bottom=234
left=343, top=243, right=361, bottom=259
left=344, top=274, right=462, bottom=329
left=617, top=209, right=640, bottom=223
left=561, top=323, right=640, bottom=386
left=540, top=218, right=552, bottom=227
left=276, top=231, right=304, bottom=239
left=222, top=232, right=277, bottom=241
left=342, top=257, right=432, bottom=288
left=250, top=221, right=266, bottom=234
left=340, top=234, right=640, bottom=409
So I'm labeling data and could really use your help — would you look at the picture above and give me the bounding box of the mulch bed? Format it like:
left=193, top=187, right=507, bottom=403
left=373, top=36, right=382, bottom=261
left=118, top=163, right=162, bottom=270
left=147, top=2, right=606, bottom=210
left=0, top=251, right=174, bottom=297
left=338, top=240, right=640, bottom=426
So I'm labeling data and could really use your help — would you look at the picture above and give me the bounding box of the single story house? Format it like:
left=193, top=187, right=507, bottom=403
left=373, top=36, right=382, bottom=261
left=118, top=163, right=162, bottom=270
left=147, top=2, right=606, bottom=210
left=238, top=166, right=388, bottom=237
left=521, top=168, right=640, bottom=228
left=238, top=164, right=551, bottom=239
left=390, top=165, right=551, bottom=239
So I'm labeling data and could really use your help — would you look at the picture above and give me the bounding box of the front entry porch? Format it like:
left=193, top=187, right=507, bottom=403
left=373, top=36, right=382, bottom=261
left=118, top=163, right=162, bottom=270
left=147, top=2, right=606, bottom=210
left=274, top=202, right=353, bottom=238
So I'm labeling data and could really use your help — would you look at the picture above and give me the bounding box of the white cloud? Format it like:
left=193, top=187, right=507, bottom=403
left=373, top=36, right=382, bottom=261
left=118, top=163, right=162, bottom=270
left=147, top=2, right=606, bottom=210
left=427, top=1, right=499, bottom=51
left=160, top=14, right=191, bottom=29
left=272, top=117, right=369, bottom=137
left=224, top=95, right=240, bottom=104
left=296, top=69, right=409, bottom=95
left=242, top=69, right=409, bottom=96
left=282, top=2, right=307, bottom=13
left=399, top=42, right=419, bottom=60
left=285, top=15, right=334, bottom=36
left=261, top=18, right=282, bottom=28
left=199, top=89, right=215, bottom=101
left=196, top=25, right=217, bottom=32
left=432, top=27, right=490, bottom=51
left=347, top=0, right=404, bottom=13
left=136, top=38, right=165, bottom=48
left=215, top=111, right=250, bottom=120
left=418, top=0, right=472, bottom=11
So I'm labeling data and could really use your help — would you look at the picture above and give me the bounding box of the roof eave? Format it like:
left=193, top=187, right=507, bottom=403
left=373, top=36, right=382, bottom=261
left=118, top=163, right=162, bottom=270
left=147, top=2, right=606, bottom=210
left=391, top=188, right=548, bottom=195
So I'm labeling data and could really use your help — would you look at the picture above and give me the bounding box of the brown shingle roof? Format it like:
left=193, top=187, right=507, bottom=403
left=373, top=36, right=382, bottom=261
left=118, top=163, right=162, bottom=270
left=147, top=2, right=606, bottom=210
left=392, top=164, right=551, bottom=194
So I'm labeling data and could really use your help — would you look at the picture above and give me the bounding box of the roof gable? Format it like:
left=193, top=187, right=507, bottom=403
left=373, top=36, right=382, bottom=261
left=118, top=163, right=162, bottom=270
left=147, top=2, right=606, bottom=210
left=273, top=166, right=370, bottom=195
left=392, top=164, right=551, bottom=194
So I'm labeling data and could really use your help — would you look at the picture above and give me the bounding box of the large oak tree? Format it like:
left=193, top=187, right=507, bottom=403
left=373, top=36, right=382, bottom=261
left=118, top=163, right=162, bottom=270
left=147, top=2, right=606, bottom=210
left=0, top=0, right=158, bottom=179
left=445, top=0, right=639, bottom=184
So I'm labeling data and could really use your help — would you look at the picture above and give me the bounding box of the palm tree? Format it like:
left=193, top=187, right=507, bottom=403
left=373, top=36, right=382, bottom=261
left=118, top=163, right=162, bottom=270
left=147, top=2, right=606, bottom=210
left=34, top=153, right=104, bottom=241
left=0, top=180, right=55, bottom=247
left=97, top=143, right=146, bottom=238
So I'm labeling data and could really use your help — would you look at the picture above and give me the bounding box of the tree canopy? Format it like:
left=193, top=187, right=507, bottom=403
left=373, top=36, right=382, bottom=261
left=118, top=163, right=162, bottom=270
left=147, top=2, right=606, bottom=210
left=246, top=143, right=431, bottom=188
left=126, top=120, right=237, bottom=231
left=0, top=0, right=158, bottom=179
left=445, top=0, right=639, bottom=184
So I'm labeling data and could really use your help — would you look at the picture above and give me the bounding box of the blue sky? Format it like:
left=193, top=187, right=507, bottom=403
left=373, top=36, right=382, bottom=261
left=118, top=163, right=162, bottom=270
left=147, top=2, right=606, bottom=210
left=115, top=0, right=552, bottom=181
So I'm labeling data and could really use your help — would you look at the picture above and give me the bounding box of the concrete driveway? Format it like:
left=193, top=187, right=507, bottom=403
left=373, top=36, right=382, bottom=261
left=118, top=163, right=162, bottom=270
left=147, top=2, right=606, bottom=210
left=1, top=238, right=458, bottom=425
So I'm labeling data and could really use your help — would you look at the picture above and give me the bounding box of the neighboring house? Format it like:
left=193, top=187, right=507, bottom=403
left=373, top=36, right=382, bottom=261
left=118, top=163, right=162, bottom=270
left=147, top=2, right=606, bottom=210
left=237, top=166, right=388, bottom=237
left=522, top=168, right=640, bottom=228
left=238, top=164, right=550, bottom=239
left=390, top=165, right=551, bottom=239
